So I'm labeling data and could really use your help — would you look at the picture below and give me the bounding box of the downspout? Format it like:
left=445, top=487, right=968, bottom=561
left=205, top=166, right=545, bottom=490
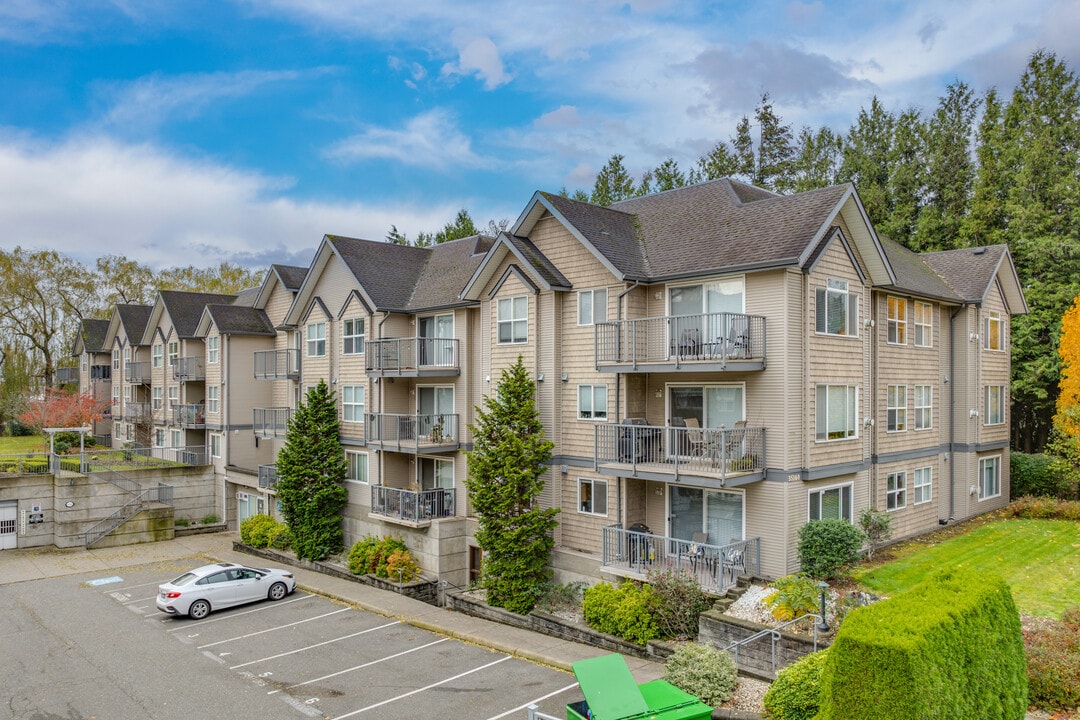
left=614, top=281, right=640, bottom=529
left=946, top=304, right=965, bottom=524
left=223, top=333, right=231, bottom=525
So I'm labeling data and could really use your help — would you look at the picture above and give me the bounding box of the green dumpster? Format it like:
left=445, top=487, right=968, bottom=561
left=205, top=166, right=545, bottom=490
left=567, top=654, right=713, bottom=720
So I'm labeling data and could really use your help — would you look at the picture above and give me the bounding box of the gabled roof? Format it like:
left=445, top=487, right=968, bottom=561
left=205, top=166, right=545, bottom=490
left=232, top=286, right=260, bottom=307
left=460, top=232, right=571, bottom=300
left=106, top=304, right=153, bottom=348
left=876, top=236, right=961, bottom=303
left=253, top=264, right=308, bottom=311
left=71, top=318, right=110, bottom=356
left=195, top=304, right=276, bottom=337
left=142, top=290, right=237, bottom=344
left=922, top=245, right=1028, bottom=314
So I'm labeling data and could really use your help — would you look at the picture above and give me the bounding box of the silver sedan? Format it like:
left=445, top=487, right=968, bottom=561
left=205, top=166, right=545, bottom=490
left=156, top=562, right=295, bottom=619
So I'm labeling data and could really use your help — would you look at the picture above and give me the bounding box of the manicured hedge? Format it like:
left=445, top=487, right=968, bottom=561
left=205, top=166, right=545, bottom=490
left=816, top=567, right=1026, bottom=720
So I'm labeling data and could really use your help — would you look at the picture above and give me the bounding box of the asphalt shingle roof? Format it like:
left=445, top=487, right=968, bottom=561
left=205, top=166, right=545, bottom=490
left=116, top=304, right=153, bottom=345
left=203, top=304, right=276, bottom=336
left=272, top=264, right=308, bottom=291
left=79, top=318, right=111, bottom=353
left=921, top=245, right=1010, bottom=304
left=502, top=234, right=571, bottom=290
left=159, top=290, right=237, bottom=338
left=878, top=236, right=961, bottom=302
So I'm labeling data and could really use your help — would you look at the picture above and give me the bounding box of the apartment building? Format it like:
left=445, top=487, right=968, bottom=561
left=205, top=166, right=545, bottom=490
left=78, top=178, right=1026, bottom=592
left=71, top=318, right=113, bottom=444
left=101, top=304, right=153, bottom=447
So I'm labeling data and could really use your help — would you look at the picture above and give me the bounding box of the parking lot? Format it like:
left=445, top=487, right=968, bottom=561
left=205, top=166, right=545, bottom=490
left=1, top=556, right=586, bottom=720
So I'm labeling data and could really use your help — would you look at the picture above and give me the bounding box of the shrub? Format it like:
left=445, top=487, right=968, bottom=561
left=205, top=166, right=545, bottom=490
left=582, top=580, right=659, bottom=645
left=385, top=548, right=422, bottom=582
left=202, top=513, right=219, bottom=525
left=663, top=642, right=737, bottom=707
left=797, top=519, right=863, bottom=580
left=174, top=517, right=190, bottom=527
left=1024, top=606, right=1080, bottom=712
left=534, top=581, right=586, bottom=616
left=646, top=566, right=714, bottom=640
left=1012, top=452, right=1076, bottom=500
left=268, top=525, right=292, bottom=549
left=815, top=567, right=1026, bottom=719
left=857, top=508, right=891, bottom=559
left=763, top=649, right=830, bottom=720
left=240, top=514, right=283, bottom=548
left=53, top=439, right=72, bottom=454
left=348, top=535, right=409, bottom=578
left=1006, top=496, right=1080, bottom=521
left=765, top=574, right=820, bottom=622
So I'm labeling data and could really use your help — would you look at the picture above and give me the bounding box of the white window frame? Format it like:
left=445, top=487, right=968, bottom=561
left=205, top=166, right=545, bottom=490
left=419, top=457, right=455, bottom=491
left=112, top=387, right=120, bottom=404
left=577, top=288, right=608, bottom=326
left=345, top=450, right=368, bottom=484
left=913, top=466, right=932, bottom=505
left=81, top=354, right=88, bottom=372
left=168, top=386, right=179, bottom=408
left=342, top=318, right=365, bottom=355
left=985, top=385, right=1005, bottom=426
left=123, top=384, right=131, bottom=402
left=207, top=336, right=219, bottom=364
left=112, top=348, right=120, bottom=370
left=114, top=421, right=121, bottom=437
left=152, top=387, right=162, bottom=410
left=808, top=483, right=853, bottom=522
left=207, top=385, right=220, bottom=414
left=887, top=296, right=907, bottom=345
left=152, top=344, right=163, bottom=368
left=979, top=455, right=1001, bottom=500
left=886, top=471, right=907, bottom=511
left=985, top=311, right=1004, bottom=351
left=153, top=428, right=165, bottom=448
left=578, top=477, right=608, bottom=516
left=577, top=384, right=608, bottom=421
left=342, top=385, right=365, bottom=423
left=170, top=429, right=181, bottom=448
left=815, top=278, right=859, bottom=337
left=887, top=385, right=907, bottom=432
left=914, top=385, right=933, bottom=430
left=124, top=346, right=131, bottom=363
left=815, top=384, right=858, bottom=441
left=210, top=433, right=222, bottom=458
left=167, top=341, right=179, bottom=367
left=497, top=295, right=528, bottom=344
left=307, top=322, right=326, bottom=357
left=914, top=301, right=933, bottom=348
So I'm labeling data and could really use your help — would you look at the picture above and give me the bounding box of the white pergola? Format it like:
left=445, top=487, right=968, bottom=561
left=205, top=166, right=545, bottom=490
left=43, top=426, right=93, bottom=455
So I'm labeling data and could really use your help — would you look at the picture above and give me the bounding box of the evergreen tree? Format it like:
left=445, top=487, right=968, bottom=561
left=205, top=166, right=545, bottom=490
left=695, top=140, right=740, bottom=182
left=465, top=357, right=559, bottom=614
left=434, top=208, right=480, bottom=244
left=789, top=126, right=842, bottom=192
left=386, top=225, right=408, bottom=245
left=731, top=115, right=756, bottom=180
left=838, top=97, right=895, bottom=228
left=591, top=154, right=637, bottom=206
left=961, top=88, right=1009, bottom=246
left=881, top=107, right=926, bottom=249
left=917, top=81, right=979, bottom=251
left=274, top=379, right=350, bottom=560
left=754, top=93, right=795, bottom=191
left=651, top=157, right=688, bottom=192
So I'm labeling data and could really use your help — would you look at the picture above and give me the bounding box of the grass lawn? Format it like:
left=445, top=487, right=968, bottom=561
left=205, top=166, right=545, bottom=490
left=0, top=436, right=50, bottom=454
left=857, top=517, right=1080, bottom=618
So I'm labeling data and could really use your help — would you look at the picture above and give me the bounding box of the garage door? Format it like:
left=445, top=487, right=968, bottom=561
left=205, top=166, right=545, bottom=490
left=0, top=501, right=16, bottom=550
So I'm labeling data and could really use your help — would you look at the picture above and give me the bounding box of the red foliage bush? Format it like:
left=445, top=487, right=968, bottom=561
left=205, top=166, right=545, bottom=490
left=1024, top=607, right=1080, bottom=712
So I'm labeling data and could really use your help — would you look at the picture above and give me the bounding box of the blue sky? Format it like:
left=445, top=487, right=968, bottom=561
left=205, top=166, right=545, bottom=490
left=1, top=1, right=1078, bottom=270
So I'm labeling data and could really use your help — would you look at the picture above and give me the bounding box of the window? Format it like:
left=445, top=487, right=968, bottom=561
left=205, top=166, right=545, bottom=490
left=578, top=288, right=608, bottom=326
left=887, top=385, right=907, bottom=432
left=307, top=322, right=326, bottom=357
left=342, top=386, right=365, bottom=422
left=420, top=457, right=454, bottom=491
left=154, top=428, right=165, bottom=448
left=207, top=337, right=219, bottom=364
left=886, top=471, right=907, bottom=510
left=913, top=466, right=932, bottom=505
left=809, top=484, right=853, bottom=521
left=578, top=384, right=608, bottom=420
left=815, top=279, right=858, bottom=336
left=152, top=344, right=163, bottom=368
left=578, top=477, right=608, bottom=515
left=112, top=387, right=119, bottom=404
left=343, top=318, right=365, bottom=355
left=497, top=296, right=528, bottom=344
left=168, top=386, right=178, bottom=407
left=887, top=296, right=907, bottom=344
left=914, top=385, right=932, bottom=430
left=112, top=349, right=120, bottom=370
left=207, top=386, right=219, bottom=414
left=914, top=302, right=933, bottom=347
left=345, top=450, right=368, bottom=484
left=114, top=421, right=121, bottom=438
left=979, top=456, right=1001, bottom=500
left=123, top=384, right=131, bottom=402
left=985, top=385, right=1005, bottom=425
left=210, top=433, right=222, bottom=458
left=170, top=429, right=181, bottom=447
left=124, top=346, right=131, bottom=363
left=985, top=311, right=1003, bottom=351
left=167, top=341, right=178, bottom=367
left=81, top=354, right=88, bottom=372
left=125, top=423, right=133, bottom=441
left=816, top=384, right=857, bottom=441
left=152, top=387, right=162, bottom=410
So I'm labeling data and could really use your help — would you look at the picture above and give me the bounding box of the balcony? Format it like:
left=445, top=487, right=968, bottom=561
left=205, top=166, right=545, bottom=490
left=601, top=525, right=760, bottom=595
left=595, top=312, right=766, bottom=373
left=254, top=349, right=300, bottom=380
left=369, top=486, right=454, bottom=527
left=91, top=364, right=112, bottom=381
left=174, top=356, right=205, bottom=381
left=124, top=402, right=152, bottom=424
left=593, top=420, right=765, bottom=488
left=366, top=338, right=460, bottom=377
left=173, top=404, right=206, bottom=428
left=258, top=464, right=278, bottom=489
left=254, top=407, right=291, bottom=438
left=56, top=367, right=79, bottom=384
left=126, top=361, right=152, bottom=384
left=366, top=413, right=460, bottom=454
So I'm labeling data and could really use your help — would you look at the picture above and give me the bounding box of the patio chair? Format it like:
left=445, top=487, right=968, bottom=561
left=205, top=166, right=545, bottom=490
left=685, top=418, right=721, bottom=466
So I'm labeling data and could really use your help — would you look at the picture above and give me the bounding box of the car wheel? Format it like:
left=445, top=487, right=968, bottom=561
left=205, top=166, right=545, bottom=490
left=268, top=582, right=288, bottom=601
left=188, top=599, right=211, bottom=619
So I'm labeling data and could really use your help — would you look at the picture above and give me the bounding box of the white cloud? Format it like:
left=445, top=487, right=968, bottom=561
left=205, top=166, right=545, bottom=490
left=324, top=108, right=492, bottom=170
left=441, top=35, right=513, bottom=90
left=0, top=133, right=460, bottom=269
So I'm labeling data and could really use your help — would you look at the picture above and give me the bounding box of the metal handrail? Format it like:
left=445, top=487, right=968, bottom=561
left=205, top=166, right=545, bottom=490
left=595, top=311, right=766, bottom=367
left=253, top=348, right=301, bottom=379
left=366, top=337, right=460, bottom=373
left=173, top=356, right=205, bottom=381
left=84, top=483, right=174, bottom=547
left=595, top=421, right=765, bottom=480
left=525, top=705, right=562, bottom=720
left=370, top=486, right=455, bottom=522
left=724, top=613, right=824, bottom=676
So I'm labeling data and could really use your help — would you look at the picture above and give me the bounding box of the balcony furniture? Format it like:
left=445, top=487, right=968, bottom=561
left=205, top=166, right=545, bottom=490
left=617, top=418, right=660, bottom=463
left=682, top=531, right=716, bottom=575
left=722, top=544, right=746, bottom=586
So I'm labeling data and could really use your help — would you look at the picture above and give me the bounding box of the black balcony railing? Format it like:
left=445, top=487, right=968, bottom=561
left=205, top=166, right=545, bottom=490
left=365, top=337, right=459, bottom=375
left=595, top=312, right=766, bottom=370
left=370, top=486, right=454, bottom=524
left=174, top=356, right=205, bottom=381
left=253, top=349, right=300, bottom=379
left=90, top=364, right=112, bottom=381
left=366, top=413, right=460, bottom=453
left=253, top=407, right=291, bottom=438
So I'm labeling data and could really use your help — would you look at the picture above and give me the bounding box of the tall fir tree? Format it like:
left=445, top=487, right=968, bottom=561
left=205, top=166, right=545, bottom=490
left=881, top=107, right=926, bottom=249
left=591, top=154, right=637, bottom=206
left=465, top=357, right=559, bottom=614
left=274, top=379, right=350, bottom=560
left=838, top=96, right=896, bottom=229
left=731, top=115, right=756, bottom=181
left=789, top=126, right=842, bottom=192
left=694, top=141, right=740, bottom=182
left=754, top=93, right=796, bottom=192
left=917, top=81, right=979, bottom=251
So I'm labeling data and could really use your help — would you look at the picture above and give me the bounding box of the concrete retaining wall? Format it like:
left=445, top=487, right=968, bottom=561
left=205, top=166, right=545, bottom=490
left=699, top=609, right=827, bottom=680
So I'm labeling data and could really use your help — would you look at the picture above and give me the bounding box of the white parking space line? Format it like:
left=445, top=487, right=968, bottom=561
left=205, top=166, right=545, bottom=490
left=105, top=579, right=166, bottom=592
left=483, top=682, right=581, bottom=720
left=267, top=638, right=450, bottom=695
left=165, top=593, right=314, bottom=630
left=229, top=620, right=401, bottom=669
left=198, top=607, right=350, bottom=648
left=331, top=655, right=513, bottom=720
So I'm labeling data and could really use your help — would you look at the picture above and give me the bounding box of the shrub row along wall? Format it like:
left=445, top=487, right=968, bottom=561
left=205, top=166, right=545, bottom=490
left=698, top=609, right=826, bottom=680
left=817, top=567, right=1027, bottom=720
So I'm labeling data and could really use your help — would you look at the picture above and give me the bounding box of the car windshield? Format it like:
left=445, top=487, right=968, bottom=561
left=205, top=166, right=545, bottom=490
left=169, top=572, right=198, bottom=586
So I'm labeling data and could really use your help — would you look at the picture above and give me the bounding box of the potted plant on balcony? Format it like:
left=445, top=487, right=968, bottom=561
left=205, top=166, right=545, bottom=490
left=430, top=419, right=444, bottom=443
